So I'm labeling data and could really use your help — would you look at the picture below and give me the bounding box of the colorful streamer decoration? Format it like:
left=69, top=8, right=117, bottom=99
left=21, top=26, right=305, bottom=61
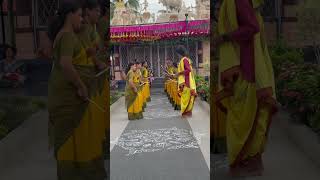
left=110, top=19, right=210, bottom=43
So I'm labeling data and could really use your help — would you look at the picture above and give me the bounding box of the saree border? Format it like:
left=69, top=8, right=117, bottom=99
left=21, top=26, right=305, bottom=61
left=215, top=70, right=279, bottom=170
left=230, top=96, right=278, bottom=169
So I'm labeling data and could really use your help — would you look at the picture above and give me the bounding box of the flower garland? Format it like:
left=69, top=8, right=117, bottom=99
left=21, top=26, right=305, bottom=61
left=110, top=20, right=210, bottom=43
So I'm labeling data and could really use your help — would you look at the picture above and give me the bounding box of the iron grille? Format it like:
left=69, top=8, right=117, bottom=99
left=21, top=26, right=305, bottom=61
left=261, top=0, right=277, bottom=18
left=117, top=41, right=199, bottom=77
left=152, top=44, right=158, bottom=76
left=119, top=45, right=128, bottom=69
left=36, top=0, right=59, bottom=28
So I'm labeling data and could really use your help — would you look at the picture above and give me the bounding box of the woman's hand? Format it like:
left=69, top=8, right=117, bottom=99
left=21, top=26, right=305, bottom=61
left=77, top=84, right=89, bottom=101
left=133, top=86, right=138, bottom=93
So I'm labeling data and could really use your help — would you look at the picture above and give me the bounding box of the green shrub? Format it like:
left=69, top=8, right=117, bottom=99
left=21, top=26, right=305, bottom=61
left=110, top=91, right=124, bottom=105
left=195, top=75, right=209, bottom=101
left=269, top=39, right=304, bottom=76
left=270, top=41, right=320, bottom=133
left=0, top=96, right=46, bottom=140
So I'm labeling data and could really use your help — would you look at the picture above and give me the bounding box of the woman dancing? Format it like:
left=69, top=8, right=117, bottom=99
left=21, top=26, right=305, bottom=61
left=125, top=62, right=143, bottom=120
left=176, top=45, right=197, bottom=118
left=47, top=1, right=106, bottom=179
left=214, top=0, right=278, bottom=177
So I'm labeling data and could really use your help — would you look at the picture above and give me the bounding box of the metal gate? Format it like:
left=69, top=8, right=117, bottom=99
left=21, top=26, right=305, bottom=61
left=118, top=41, right=199, bottom=77
left=32, top=0, right=60, bottom=49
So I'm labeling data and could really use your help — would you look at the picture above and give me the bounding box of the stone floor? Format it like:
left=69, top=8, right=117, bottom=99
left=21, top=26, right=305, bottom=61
left=1, top=89, right=320, bottom=180
left=110, top=89, right=210, bottom=180
left=211, top=112, right=320, bottom=180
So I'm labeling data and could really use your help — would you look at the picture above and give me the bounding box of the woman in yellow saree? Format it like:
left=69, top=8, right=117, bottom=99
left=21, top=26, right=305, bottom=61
left=166, top=61, right=175, bottom=105
left=214, top=0, right=278, bottom=177
left=135, top=61, right=146, bottom=112
left=169, top=62, right=180, bottom=110
left=47, top=1, right=106, bottom=179
left=78, top=0, right=109, bottom=160
left=142, top=61, right=151, bottom=102
left=176, top=45, right=197, bottom=118
left=125, top=63, right=143, bottom=120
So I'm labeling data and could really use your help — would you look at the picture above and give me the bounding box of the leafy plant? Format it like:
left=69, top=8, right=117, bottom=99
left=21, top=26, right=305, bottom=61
left=0, top=96, right=46, bottom=140
left=195, top=74, right=209, bottom=101
left=110, top=91, right=124, bottom=105
left=270, top=42, right=320, bottom=133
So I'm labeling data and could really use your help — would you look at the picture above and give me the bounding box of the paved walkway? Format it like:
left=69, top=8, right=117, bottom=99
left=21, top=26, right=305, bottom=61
left=212, top=112, right=320, bottom=180
left=1, top=89, right=319, bottom=180
left=0, top=111, right=56, bottom=180
left=110, top=89, right=210, bottom=180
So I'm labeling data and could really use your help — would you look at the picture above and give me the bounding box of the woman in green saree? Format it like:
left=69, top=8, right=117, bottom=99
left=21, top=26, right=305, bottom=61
left=214, top=0, right=278, bottom=177
left=47, top=1, right=106, bottom=179
left=78, top=0, right=109, bottom=160
left=125, top=63, right=143, bottom=120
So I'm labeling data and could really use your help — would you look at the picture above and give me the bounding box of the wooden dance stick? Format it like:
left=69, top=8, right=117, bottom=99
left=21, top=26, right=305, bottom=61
left=86, top=98, right=106, bottom=112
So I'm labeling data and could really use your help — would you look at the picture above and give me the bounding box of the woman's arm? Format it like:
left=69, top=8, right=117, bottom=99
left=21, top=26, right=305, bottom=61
left=60, top=56, right=86, bottom=89
left=58, top=33, right=87, bottom=92
left=183, top=58, right=191, bottom=87
left=226, top=0, right=260, bottom=42
left=127, top=73, right=137, bottom=92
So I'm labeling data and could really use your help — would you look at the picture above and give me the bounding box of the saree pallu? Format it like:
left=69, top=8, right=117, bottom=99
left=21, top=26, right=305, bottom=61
left=217, top=0, right=277, bottom=173
left=146, top=82, right=151, bottom=102
left=77, top=24, right=108, bottom=158
left=142, top=82, right=151, bottom=103
left=180, top=86, right=196, bottom=116
left=48, top=64, right=106, bottom=179
left=178, top=57, right=197, bottom=116
left=142, top=83, right=147, bottom=109
left=138, top=84, right=145, bottom=112
left=125, top=85, right=143, bottom=120
left=142, top=67, right=151, bottom=102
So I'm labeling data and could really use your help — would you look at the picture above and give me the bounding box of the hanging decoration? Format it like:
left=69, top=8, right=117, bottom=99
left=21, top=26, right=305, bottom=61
left=110, top=19, right=210, bottom=43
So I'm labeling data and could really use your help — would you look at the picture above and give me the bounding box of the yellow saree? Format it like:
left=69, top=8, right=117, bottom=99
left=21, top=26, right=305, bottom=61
left=77, top=23, right=109, bottom=159
left=48, top=32, right=106, bottom=180
left=136, top=69, right=145, bottom=111
left=167, top=66, right=176, bottom=105
left=178, top=57, right=197, bottom=117
left=142, top=67, right=151, bottom=102
left=216, top=0, right=277, bottom=175
left=125, top=70, right=143, bottom=120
